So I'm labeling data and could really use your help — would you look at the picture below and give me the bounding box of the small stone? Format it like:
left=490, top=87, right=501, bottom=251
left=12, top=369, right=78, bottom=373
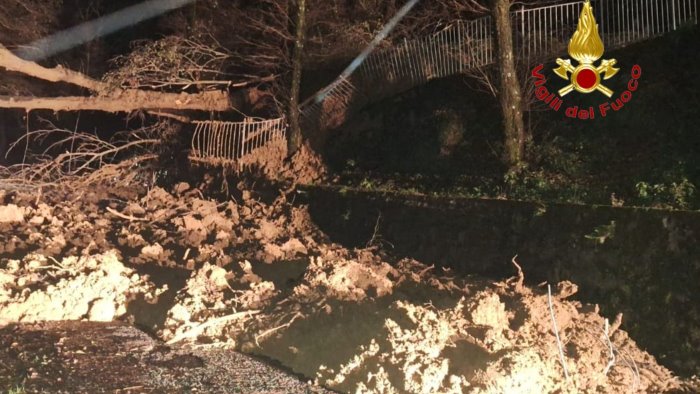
left=88, top=298, right=117, bottom=321
left=174, top=182, right=190, bottom=194
left=124, top=203, right=146, bottom=216
left=0, top=204, right=25, bottom=223
left=557, top=281, right=579, bottom=299
left=141, top=243, right=164, bottom=258
left=29, top=216, right=45, bottom=225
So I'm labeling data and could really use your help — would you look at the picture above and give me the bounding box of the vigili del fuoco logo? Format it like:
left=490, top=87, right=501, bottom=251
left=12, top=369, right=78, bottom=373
left=531, top=0, right=642, bottom=120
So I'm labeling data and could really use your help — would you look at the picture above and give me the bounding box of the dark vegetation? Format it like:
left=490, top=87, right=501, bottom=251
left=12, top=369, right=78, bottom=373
left=326, top=25, right=700, bottom=211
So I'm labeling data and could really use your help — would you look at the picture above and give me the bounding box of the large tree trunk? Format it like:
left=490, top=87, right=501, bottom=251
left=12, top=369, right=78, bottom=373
left=0, top=45, right=104, bottom=91
left=287, top=0, right=307, bottom=156
left=492, top=0, right=527, bottom=169
left=0, top=91, right=231, bottom=112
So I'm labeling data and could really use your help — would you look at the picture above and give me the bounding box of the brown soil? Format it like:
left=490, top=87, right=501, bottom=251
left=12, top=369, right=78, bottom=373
left=280, top=142, right=329, bottom=185
left=0, top=183, right=697, bottom=393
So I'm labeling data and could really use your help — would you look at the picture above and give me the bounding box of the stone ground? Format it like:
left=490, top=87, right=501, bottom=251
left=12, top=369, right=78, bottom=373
left=0, top=320, right=333, bottom=393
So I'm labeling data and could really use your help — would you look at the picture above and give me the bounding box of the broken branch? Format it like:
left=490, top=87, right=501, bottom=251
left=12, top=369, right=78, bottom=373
left=167, top=310, right=260, bottom=345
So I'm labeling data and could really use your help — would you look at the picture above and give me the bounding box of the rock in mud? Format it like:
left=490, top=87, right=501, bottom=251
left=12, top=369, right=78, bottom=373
left=0, top=251, right=163, bottom=324
left=0, top=204, right=25, bottom=223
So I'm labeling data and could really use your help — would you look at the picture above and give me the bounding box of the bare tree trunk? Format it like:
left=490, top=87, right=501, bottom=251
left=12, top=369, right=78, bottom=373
left=287, top=0, right=306, bottom=156
left=0, top=44, right=105, bottom=91
left=492, top=0, right=527, bottom=169
left=0, top=91, right=231, bottom=112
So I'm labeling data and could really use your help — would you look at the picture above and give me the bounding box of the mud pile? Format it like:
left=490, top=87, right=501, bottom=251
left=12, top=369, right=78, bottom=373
left=0, top=184, right=691, bottom=393
left=168, top=248, right=681, bottom=393
left=0, top=181, right=317, bottom=269
left=0, top=251, right=163, bottom=324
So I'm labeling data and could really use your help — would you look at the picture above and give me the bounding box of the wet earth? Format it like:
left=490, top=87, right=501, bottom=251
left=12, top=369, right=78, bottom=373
left=0, top=320, right=332, bottom=393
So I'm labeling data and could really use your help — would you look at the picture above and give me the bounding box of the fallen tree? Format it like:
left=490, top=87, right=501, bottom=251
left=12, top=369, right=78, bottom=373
left=0, top=91, right=231, bottom=112
left=0, top=39, right=244, bottom=113
left=0, top=44, right=104, bottom=91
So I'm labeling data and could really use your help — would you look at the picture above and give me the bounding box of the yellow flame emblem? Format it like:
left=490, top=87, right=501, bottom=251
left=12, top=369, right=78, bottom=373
left=553, top=1, right=619, bottom=97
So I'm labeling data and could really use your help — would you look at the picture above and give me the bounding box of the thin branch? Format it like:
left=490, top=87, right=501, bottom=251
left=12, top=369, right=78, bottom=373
left=602, top=318, right=616, bottom=376
left=255, top=312, right=303, bottom=347
left=106, top=206, right=148, bottom=222
left=510, top=255, right=525, bottom=293
left=167, top=310, right=261, bottom=345
left=548, top=284, right=571, bottom=382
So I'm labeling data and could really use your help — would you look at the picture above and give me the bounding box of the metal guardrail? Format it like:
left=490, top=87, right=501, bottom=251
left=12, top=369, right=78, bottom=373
left=190, top=0, right=698, bottom=167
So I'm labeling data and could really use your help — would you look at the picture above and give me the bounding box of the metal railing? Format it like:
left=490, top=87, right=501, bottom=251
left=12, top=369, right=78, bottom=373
left=190, top=0, right=698, bottom=167
left=516, top=0, right=698, bottom=60
left=189, top=118, right=287, bottom=166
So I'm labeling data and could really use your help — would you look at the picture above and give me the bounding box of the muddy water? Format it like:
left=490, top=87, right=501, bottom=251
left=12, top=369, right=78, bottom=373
left=299, top=185, right=700, bottom=377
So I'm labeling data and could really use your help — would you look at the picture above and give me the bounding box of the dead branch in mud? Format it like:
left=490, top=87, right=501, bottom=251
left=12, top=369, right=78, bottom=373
left=548, top=284, right=572, bottom=382
left=366, top=211, right=383, bottom=248
left=167, top=310, right=261, bottom=345
left=145, top=111, right=191, bottom=123
left=2, top=152, right=159, bottom=191
left=602, top=318, right=617, bottom=376
left=105, top=207, right=148, bottom=222
left=508, top=255, right=525, bottom=293
left=254, top=312, right=304, bottom=347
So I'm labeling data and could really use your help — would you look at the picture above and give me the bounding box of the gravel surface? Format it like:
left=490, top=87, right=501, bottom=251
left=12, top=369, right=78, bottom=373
left=0, top=321, right=333, bottom=393
left=148, top=346, right=334, bottom=393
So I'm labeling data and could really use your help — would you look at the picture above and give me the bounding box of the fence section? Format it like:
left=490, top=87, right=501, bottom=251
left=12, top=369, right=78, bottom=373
left=516, top=0, right=699, bottom=60
left=189, top=118, right=286, bottom=166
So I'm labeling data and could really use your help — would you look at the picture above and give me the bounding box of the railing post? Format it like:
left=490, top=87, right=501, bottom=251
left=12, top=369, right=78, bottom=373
left=520, top=4, right=525, bottom=59
left=672, top=0, right=677, bottom=29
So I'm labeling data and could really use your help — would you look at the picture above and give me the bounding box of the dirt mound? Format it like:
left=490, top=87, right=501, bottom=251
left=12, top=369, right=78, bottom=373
left=162, top=245, right=681, bottom=393
left=0, top=179, right=321, bottom=270
left=281, top=142, right=328, bottom=184
left=0, top=251, right=163, bottom=324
